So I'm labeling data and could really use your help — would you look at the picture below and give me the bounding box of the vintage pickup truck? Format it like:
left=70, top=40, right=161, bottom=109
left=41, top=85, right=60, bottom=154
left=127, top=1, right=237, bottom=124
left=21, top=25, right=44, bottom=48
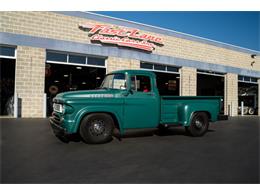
left=50, top=69, right=227, bottom=144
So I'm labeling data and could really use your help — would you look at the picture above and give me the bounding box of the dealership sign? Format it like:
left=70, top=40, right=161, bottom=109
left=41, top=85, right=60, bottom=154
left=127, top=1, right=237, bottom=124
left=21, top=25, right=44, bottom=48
left=79, top=23, right=164, bottom=52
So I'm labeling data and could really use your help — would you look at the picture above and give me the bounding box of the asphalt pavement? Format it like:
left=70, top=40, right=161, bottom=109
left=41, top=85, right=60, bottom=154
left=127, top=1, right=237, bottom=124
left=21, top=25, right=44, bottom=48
left=0, top=116, right=259, bottom=183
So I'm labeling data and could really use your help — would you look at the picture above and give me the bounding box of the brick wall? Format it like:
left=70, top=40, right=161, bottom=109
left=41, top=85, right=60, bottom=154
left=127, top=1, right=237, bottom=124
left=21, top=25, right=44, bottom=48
left=15, top=46, right=45, bottom=117
left=106, top=56, right=139, bottom=73
left=224, top=73, right=238, bottom=116
left=0, top=11, right=259, bottom=72
left=180, top=67, right=197, bottom=96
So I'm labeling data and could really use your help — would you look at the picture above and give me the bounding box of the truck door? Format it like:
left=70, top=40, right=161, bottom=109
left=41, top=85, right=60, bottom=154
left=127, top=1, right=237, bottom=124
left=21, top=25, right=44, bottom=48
left=123, top=74, right=160, bottom=129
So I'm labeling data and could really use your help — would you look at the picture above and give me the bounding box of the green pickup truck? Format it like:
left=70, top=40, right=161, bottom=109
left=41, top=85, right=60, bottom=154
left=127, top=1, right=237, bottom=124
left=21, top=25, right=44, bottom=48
left=50, top=69, right=227, bottom=144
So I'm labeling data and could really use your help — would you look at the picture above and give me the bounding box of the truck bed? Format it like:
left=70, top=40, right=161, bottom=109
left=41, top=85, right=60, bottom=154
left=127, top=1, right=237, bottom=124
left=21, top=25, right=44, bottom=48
left=160, top=96, right=222, bottom=126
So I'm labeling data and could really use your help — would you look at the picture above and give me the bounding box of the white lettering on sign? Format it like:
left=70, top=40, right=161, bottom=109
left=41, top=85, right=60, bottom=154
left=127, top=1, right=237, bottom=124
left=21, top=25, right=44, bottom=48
left=79, top=23, right=164, bottom=52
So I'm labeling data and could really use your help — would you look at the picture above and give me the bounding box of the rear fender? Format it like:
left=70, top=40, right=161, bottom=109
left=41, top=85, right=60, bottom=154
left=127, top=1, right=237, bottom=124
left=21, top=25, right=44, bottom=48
left=178, top=104, right=217, bottom=126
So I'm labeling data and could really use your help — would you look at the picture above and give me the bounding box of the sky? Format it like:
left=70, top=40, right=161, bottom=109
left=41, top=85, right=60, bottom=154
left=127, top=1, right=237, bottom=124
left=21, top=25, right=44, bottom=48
left=94, top=12, right=260, bottom=51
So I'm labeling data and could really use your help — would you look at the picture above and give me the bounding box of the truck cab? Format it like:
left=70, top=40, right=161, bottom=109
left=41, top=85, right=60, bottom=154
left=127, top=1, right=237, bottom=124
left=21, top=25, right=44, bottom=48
left=50, top=69, right=227, bottom=144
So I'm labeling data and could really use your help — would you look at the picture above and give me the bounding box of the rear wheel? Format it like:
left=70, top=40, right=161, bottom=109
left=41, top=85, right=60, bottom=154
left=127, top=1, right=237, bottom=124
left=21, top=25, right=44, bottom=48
left=185, top=112, right=209, bottom=137
left=80, top=113, right=114, bottom=144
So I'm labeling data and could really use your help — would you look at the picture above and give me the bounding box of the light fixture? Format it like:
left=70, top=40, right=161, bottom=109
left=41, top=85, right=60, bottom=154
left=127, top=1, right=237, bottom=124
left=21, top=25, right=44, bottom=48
left=96, top=77, right=101, bottom=80
left=82, top=82, right=86, bottom=84
left=54, top=80, right=59, bottom=83
left=76, top=66, right=82, bottom=69
left=251, top=54, right=256, bottom=66
left=63, top=74, right=69, bottom=77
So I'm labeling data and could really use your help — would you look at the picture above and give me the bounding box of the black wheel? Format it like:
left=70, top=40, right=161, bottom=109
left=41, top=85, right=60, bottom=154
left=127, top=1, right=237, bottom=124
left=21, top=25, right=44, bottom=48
left=80, top=113, right=114, bottom=144
left=185, top=112, right=209, bottom=137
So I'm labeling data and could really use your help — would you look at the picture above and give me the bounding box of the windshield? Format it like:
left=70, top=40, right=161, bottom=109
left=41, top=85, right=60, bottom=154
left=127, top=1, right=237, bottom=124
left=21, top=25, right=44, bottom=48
left=100, top=73, right=126, bottom=90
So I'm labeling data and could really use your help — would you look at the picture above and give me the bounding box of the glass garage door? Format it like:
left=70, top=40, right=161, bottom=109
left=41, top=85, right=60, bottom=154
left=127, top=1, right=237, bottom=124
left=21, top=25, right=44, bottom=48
left=140, top=62, right=180, bottom=96
left=0, top=46, right=16, bottom=116
left=45, top=51, right=107, bottom=116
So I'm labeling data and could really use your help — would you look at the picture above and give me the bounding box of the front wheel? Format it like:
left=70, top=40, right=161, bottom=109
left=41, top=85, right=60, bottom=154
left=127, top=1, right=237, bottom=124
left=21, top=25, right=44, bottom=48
left=80, top=113, right=114, bottom=144
left=185, top=112, right=209, bottom=137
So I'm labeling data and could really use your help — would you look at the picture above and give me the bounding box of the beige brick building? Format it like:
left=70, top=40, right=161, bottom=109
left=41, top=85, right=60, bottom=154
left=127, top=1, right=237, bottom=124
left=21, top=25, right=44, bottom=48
left=0, top=11, right=259, bottom=117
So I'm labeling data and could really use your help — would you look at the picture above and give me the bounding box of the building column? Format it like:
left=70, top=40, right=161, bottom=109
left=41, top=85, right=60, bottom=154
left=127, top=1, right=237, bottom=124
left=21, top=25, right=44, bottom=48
left=224, top=73, right=238, bottom=116
left=106, top=56, right=139, bottom=73
left=180, top=67, right=197, bottom=96
left=15, top=46, right=45, bottom=118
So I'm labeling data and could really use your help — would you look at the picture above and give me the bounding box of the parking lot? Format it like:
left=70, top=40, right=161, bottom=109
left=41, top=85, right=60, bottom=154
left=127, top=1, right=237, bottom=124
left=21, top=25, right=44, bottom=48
left=0, top=116, right=259, bottom=183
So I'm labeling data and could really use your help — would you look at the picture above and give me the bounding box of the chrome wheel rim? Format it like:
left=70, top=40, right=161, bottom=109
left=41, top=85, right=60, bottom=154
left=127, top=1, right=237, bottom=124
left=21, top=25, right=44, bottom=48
left=194, top=116, right=204, bottom=130
left=89, top=119, right=105, bottom=136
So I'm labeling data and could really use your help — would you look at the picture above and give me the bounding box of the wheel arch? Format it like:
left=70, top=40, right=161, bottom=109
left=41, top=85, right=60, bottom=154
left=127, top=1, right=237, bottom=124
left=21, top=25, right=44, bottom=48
left=187, top=110, right=212, bottom=126
left=74, top=109, right=124, bottom=135
left=193, top=111, right=211, bottom=120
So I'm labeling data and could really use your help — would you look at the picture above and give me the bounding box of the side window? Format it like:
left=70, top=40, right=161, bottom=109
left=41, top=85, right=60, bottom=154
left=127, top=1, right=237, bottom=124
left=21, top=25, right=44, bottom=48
left=131, top=75, right=151, bottom=92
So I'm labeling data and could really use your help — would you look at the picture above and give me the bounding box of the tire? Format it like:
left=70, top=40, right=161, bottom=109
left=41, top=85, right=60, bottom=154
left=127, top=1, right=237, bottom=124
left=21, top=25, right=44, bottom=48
left=185, top=112, right=209, bottom=137
left=79, top=113, right=114, bottom=144
left=248, top=107, right=255, bottom=115
left=243, top=107, right=249, bottom=115
left=5, top=96, right=14, bottom=116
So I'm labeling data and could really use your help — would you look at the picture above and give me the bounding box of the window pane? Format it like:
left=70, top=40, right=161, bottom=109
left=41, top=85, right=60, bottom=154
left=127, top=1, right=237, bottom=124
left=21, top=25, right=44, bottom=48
left=154, top=64, right=166, bottom=71
left=101, top=73, right=125, bottom=89
left=87, top=57, right=105, bottom=66
left=140, top=62, right=153, bottom=69
left=130, top=76, right=136, bottom=90
left=134, top=75, right=151, bottom=92
left=69, top=55, right=86, bottom=64
left=167, top=66, right=179, bottom=72
left=238, top=75, right=243, bottom=81
left=0, top=46, right=15, bottom=57
left=244, top=76, right=250, bottom=81
left=47, top=52, right=67, bottom=62
left=113, top=74, right=126, bottom=89
left=251, top=78, right=257, bottom=83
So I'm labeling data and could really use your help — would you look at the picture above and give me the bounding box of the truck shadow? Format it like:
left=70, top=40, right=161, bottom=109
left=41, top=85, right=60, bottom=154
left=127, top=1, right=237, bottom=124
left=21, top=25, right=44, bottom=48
left=119, top=128, right=216, bottom=139
left=61, top=128, right=215, bottom=143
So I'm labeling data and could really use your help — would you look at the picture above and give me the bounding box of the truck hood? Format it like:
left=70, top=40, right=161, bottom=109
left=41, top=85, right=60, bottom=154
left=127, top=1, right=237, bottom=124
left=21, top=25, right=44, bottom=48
left=54, top=89, right=119, bottom=100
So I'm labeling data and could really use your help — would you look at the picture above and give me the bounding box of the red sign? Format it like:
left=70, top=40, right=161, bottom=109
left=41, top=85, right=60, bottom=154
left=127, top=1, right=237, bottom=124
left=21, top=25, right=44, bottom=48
left=79, top=23, right=163, bottom=52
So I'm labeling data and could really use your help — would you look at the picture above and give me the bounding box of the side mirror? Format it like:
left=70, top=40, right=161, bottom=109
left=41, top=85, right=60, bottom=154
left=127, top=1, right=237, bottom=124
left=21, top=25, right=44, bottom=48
left=128, top=89, right=134, bottom=94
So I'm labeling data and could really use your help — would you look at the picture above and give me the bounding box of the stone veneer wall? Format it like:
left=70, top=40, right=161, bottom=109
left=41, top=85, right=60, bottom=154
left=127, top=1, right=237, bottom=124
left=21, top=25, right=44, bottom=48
left=180, top=67, right=197, bottom=96
left=15, top=46, right=45, bottom=117
left=224, top=73, right=238, bottom=116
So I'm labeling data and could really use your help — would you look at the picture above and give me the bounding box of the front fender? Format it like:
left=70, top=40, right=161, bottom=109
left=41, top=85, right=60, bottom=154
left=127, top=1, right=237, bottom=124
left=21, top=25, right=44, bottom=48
left=72, top=106, right=124, bottom=134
